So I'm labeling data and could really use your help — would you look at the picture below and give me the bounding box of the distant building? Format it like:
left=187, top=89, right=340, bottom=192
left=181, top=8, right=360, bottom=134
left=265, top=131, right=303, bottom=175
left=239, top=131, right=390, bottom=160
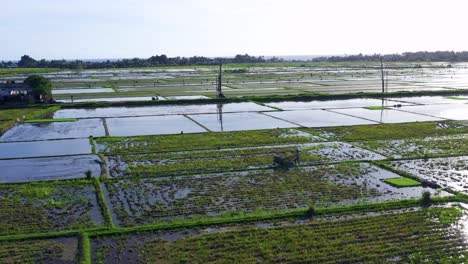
left=0, top=81, right=32, bottom=98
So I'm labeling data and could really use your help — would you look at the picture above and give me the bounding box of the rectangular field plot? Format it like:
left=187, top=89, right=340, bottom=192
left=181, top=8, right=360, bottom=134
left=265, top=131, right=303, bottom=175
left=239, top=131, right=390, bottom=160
left=0, top=155, right=101, bottom=183
left=330, top=108, right=443, bottom=123
left=265, top=98, right=412, bottom=110
left=399, top=104, right=468, bottom=120
left=0, top=237, right=78, bottom=264
left=108, top=142, right=384, bottom=178
left=386, top=96, right=468, bottom=105
left=97, top=128, right=322, bottom=154
left=56, top=96, right=167, bottom=103
left=356, top=134, right=468, bottom=159
left=92, top=207, right=467, bottom=263
left=0, top=180, right=103, bottom=235
left=264, top=109, right=377, bottom=127
left=187, top=112, right=298, bottom=132
left=52, top=88, right=114, bottom=94
left=0, top=118, right=105, bottom=142
left=54, top=102, right=273, bottom=119
left=106, top=115, right=206, bottom=136
left=0, top=138, right=92, bottom=159
left=165, top=95, right=210, bottom=100
left=388, top=156, right=468, bottom=192
left=104, top=163, right=444, bottom=227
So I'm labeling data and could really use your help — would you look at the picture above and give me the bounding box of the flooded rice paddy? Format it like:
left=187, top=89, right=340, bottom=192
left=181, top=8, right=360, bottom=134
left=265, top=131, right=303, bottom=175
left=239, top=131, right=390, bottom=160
left=264, top=109, right=378, bottom=127
left=4, top=64, right=468, bottom=261
left=53, top=102, right=273, bottom=119
left=187, top=112, right=298, bottom=132
left=265, top=98, right=414, bottom=110
left=400, top=104, right=468, bottom=120
left=106, top=115, right=207, bottom=136
left=330, top=108, right=443, bottom=123
left=0, top=138, right=92, bottom=159
left=0, top=155, right=101, bottom=183
left=0, top=118, right=105, bottom=142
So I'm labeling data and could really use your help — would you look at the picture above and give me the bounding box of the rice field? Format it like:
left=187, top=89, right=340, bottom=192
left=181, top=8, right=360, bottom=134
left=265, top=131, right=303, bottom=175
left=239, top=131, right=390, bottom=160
left=2, top=62, right=468, bottom=262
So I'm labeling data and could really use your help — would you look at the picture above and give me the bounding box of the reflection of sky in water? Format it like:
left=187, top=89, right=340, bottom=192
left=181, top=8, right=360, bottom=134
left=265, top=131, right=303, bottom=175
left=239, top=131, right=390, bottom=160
left=330, top=108, right=442, bottom=123
left=400, top=104, right=468, bottom=120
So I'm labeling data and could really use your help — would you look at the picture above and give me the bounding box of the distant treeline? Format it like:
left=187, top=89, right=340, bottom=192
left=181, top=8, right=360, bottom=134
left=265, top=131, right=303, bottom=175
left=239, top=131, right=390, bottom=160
left=2, top=51, right=468, bottom=69
left=312, top=51, right=468, bottom=62
left=0, top=54, right=284, bottom=69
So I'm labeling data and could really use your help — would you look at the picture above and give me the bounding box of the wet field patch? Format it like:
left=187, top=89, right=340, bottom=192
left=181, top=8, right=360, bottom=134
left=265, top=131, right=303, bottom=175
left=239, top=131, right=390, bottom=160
left=356, top=134, right=468, bottom=159
left=0, top=138, right=93, bottom=159
left=107, top=142, right=385, bottom=178
left=311, top=121, right=468, bottom=141
left=91, top=207, right=467, bottom=263
left=53, top=102, right=273, bottom=119
left=0, top=155, right=101, bottom=183
left=186, top=112, right=298, bottom=132
left=103, top=163, right=443, bottom=227
left=106, top=115, right=207, bottom=137
left=265, top=98, right=413, bottom=110
left=0, top=179, right=103, bottom=235
left=329, top=108, right=443, bottom=123
left=264, top=109, right=377, bottom=127
left=387, top=156, right=468, bottom=192
left=0, top=118, right=105, bottom=141
left=0, top=237, right=79, bottom=264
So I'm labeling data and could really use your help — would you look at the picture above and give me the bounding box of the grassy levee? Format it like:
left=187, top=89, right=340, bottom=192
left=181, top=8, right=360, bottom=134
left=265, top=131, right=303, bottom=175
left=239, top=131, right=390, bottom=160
left=3, top=89, right=468, bottom=111
left=79, top=233, right=91, bottom=264
left=23, top=118, right=76, bottom=123
left=93, top=178, right=114, bottom=228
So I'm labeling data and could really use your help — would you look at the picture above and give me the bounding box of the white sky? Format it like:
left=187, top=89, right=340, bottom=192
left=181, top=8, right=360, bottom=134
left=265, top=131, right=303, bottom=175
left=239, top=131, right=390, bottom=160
left=1, top=0, right=468, bottom=60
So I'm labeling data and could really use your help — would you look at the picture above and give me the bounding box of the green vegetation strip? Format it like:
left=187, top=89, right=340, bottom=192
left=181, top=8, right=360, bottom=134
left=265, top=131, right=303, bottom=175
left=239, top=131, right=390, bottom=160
left=312, top=121, right=468, bottom=141
left=79, top=233, right=91, bottom=264
left=93, top=178, right=114, bottom=228
left=136, top=208, right=465, bottom=263
left=364, top=106, right=387, bottom=110
left=97, top=129, right=319, bottom=154
left=24, top=118, right=76, bottom=123
left=384, top=177, right=422, bottom=187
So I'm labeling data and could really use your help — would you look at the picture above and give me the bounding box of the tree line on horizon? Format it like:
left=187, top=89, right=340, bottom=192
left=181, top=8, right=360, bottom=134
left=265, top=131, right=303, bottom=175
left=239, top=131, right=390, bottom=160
left=0, top=54, right=283, bottom=69
left=2, top=51, right=468, bottom=69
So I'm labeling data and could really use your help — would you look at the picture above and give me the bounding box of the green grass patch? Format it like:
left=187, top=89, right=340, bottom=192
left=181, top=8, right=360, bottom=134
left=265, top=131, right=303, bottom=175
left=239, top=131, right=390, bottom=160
left=364, top=106, right=387, bottom=110
left=312, top=121, right=468, bottom=141
left=447, top=96, right=467, bottom=100
left=384, top=177, right=422, bottom=187
left=24, top=118, right=76, bottom=123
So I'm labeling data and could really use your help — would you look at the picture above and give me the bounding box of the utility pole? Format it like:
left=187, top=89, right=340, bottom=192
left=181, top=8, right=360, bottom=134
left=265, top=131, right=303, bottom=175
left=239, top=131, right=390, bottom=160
left=380, top=57, right=385, bottom=93
left=216, top=60, right=225, bottom=98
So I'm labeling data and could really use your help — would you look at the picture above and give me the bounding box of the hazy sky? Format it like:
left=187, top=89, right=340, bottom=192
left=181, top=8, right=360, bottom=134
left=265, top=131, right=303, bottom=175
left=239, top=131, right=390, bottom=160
left=2, top=0, right=468, bottom=60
